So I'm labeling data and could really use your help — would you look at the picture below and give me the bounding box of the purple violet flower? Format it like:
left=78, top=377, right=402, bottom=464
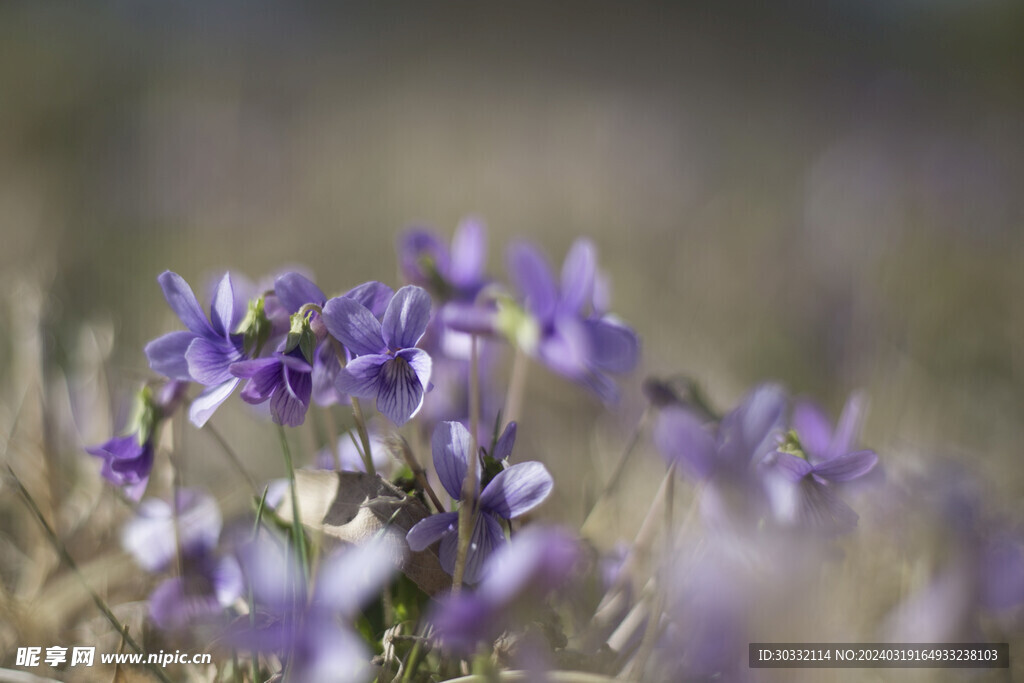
left=506, top=239, right=639, bottom=402
left=86, top=380, right=187, bottom=501
left=430, top=526, right=581, bottom=654
left=144, top=271, right=249, bottom=427
left=323, top=285, right=433, bottom=426
left=86, top=435, right=154, bottom=502
left=762, top=393, right=879, bottom=533
left=406, top=421, right=554, bottom=583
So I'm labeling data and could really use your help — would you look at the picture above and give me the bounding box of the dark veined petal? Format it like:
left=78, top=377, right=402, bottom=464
left=797, top=478, right=859, bottom=534
left=792, top=400, right=833, bottom=463
left=652, top=406, right=718, bottom=481
left=479, top=461, right=554, bottom=520
left=448, top=216, right=486, bottom=290
left=335, top=354, right=388, bottom=399
left=462, top=513, right=506, bottom=584
left=585, top=316, right=639, bottom=374
left=145, top=331, right=196, bottom=381
left=232, top=358, right=281, bottom=403
left=559, top=238, right=596, bottom=316
left=507, top=242, right=558, bottom=323
left=322, top=295, right=386, bottom=357
left=395, top=347, right=431, bottom=394
left=382, top=285, right=432, bottom=350
left=209, top=272, right=237, bottom=338
left=827, top=392, right=867, bottom=461
left=274, top=272, right=326, bottom=313
left=376, top=355, right=426, bottom=426
left=492, top=421, right=517, bottom=460
left=432, top=421, right=472, bottom=500
left=186, top=336, right=241, bottom=386
left=158, top=271, right=215, bottom=338
left=272, top=367, right=311, bottom=427
left=812, top=448, right=877, bottom=482
left=344, top=281, right=395, bottom=319
left=188, top=378, right=239, bottom=428
left=406, top=511, right=459, bottom=552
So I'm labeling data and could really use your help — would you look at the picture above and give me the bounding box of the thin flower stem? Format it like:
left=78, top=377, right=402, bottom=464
left=7, top=466, right=173, bottom=683
left=502, top=345, right=528, bottom=431
left=452, top=335, right=481, bottom=591
left=350, top=397, right=377, bottom=477
left=201, top=420, right=259, bottom=495
left=329, top=337, right=377, bottom=476
left=277, top=426, right=309, bottom=579
left=580, top=405, right=652, bottom=534
left=628, top=463, right=675, bottom=680
left=250, top=486, right=269, bottom=683
left=393, top=435, right=445, bottom=513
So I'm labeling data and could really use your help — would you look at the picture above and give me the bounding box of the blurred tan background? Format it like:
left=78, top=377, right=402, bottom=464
left=3, top=1, right=1024, bottom=519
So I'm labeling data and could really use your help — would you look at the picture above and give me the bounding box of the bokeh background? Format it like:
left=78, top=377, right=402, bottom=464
left=1, top=2, right=1023, bottom=681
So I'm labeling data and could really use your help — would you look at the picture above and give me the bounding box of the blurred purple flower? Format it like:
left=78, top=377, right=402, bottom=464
left=653, top=384, right=788, bottom=527
left=430, top=526, right=581, bottom=654
left=87, top=435, right=154, bottom=502
left=398, top=217, right=488, bottom=302
left=324, top=285, right=433, bottom=425
left=506, top=239, right=639, bottom=402
left=231, top=348, right=313, bottom=427
left=654, top=383, right=787, bottom=482
left=233, top=532, right=399, bottom=682
left=122, top=489, right=242, bottom=630
left=145, top=271, right=249, bottom=427
left=406, top=421, right=553, bottom=583
left=762, top=393, right=878, bottom=533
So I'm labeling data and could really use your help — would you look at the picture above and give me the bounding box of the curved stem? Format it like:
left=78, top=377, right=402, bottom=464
left=452, top=335, right=481, bottom=591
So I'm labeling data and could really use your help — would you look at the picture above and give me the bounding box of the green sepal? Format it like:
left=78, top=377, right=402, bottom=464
left=416, top=253, right=454, bottom=301
left=777, top=429, right=808, bottom=460
left=128, top=385, right=159, bottom=445
left=480, top=453, right=505, bottom=490
left=494, top=295, right=539, bottom=353
left=236, top=296, right=272, bottom=358
left=284, top=311, right=316, bottom=365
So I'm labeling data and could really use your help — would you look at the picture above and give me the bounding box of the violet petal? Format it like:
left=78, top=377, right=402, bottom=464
left=322, top=296, right=386, bottom=357
left=479, top=461, right=554, bottom=520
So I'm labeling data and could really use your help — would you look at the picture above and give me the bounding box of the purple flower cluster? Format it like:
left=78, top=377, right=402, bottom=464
left=79, top=216, right=1024, bottom=683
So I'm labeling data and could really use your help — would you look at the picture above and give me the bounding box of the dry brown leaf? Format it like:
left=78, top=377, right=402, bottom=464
left=276, top=470, right=450, bottom=597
